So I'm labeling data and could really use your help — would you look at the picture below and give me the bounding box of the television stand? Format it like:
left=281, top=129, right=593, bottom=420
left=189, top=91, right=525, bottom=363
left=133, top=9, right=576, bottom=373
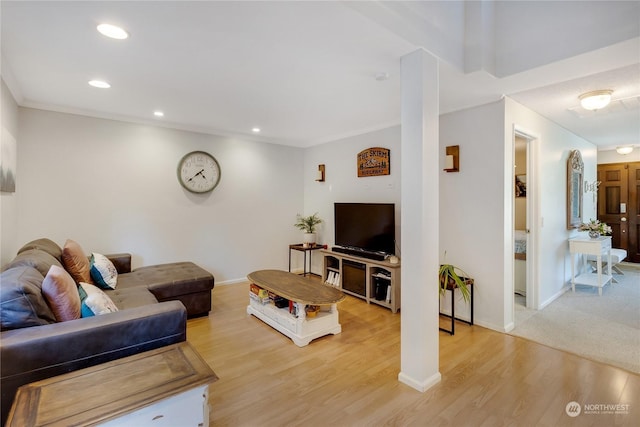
left=321, top=249, right=401, bottom=313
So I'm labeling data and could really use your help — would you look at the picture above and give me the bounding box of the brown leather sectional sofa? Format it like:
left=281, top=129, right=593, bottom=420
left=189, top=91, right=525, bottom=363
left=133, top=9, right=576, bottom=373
left=0, top=238, right=214, bottom=425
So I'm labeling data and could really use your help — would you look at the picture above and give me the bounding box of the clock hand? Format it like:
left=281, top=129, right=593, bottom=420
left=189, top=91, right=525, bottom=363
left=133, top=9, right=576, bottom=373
left=188, top=169, right=205, bottom=182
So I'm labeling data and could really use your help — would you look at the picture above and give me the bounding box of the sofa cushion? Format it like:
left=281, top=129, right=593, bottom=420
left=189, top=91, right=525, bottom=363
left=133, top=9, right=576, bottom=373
left=61, top=239, right=94, bottom=285
left=1, top=249, right=63, bottom=277
left=106, top=287, right=159, bottom=310
left=79, top=283, right=118, bottom=315
left=0, top=266, right=56, bottom=330
left=120, top=262, right=213, bottom=298
left=90, top=253, right=118, bottom=290
left=17, top=238, right=63, bottom=263
left=116, top=262, right=213, bottom=317
left=41, top=265, right=81, bottom=322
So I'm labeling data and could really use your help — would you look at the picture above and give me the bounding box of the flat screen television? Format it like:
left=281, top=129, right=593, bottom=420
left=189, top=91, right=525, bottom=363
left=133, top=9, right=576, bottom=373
left=334, top=203, right=395, bottom=255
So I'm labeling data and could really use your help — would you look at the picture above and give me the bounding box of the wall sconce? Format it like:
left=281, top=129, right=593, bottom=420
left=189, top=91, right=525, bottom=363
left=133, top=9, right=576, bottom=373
left=315, top=164, right=325, bottom=182
left=444, top=145, right=459, bottom=172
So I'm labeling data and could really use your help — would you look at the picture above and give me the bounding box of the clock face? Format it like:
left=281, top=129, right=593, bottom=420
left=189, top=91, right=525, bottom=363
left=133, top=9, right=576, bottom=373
left=177, top=151, right=221, bottom=193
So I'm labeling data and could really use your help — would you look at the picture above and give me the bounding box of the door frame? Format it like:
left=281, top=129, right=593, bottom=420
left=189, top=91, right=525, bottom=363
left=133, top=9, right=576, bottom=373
left=513, top=126, right=539, bottom=311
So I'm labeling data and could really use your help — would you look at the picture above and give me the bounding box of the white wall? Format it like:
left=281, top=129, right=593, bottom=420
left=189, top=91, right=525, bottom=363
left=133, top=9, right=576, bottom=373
left=440, top=101, right=506, bottom=331
left=439, top=98, right=597, bottom=332
left=14, top=108, right=304, bottom=283
left=301, top=126, right=401, bottom=273
left=7, top=99, right=599, bottom=331
left=598, top=148, right=640, bottom=164
left=0, top=78, right=19, bottom=266
left=505, top=97, right=597, bottom=311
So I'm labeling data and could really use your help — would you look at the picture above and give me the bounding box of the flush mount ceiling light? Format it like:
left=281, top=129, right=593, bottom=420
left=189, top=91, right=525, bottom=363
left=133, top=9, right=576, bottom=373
left=578, top=90, right=613, bottom=111
left=616, top=146, right=634, bottom=155
left=88, top=80, right=110, bottom=89
left=97, top=23, right=129, bottom=40
left=252, top=127, right=261, bottom=133
left=153, top=111, right=164, bottom=117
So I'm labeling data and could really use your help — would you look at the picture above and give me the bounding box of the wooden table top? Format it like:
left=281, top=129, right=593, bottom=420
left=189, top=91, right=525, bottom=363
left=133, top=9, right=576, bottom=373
left=247, top=269, right=345, bottom=305
left=6, top=342, right=218, bottom=427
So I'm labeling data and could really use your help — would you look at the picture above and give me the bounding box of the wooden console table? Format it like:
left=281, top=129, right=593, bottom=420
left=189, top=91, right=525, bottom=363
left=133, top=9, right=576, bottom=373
left=6, top=342, right=218, bottom=427
left=569, top=236, right=612, bottom=296
left=247, top=269, right=345, bottom=346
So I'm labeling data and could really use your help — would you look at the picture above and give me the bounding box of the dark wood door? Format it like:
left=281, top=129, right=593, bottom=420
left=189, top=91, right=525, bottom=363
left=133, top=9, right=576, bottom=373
left=597, top=162, right=640, bottom=263
left=628, top=163, right=640, bottom=262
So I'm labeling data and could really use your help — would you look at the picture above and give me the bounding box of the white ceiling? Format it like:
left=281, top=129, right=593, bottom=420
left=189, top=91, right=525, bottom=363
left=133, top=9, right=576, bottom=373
left=1, top=1, right=639, bottom=150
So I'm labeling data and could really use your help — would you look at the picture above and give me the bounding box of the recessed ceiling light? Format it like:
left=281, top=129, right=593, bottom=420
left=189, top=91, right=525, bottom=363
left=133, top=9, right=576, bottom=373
left=97, top=23, right=129, bottom=40
left=579, top=90, right=613, bottom=111
left=88, top=80, right=110, bottom=89
left=154, top=111, right=164, bottom=117
left=252, top=127, right=261, bottom=133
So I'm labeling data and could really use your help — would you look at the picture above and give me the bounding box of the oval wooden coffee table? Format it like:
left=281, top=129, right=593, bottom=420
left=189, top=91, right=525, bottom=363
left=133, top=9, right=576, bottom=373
left=246, top=269, right=345, bottom=346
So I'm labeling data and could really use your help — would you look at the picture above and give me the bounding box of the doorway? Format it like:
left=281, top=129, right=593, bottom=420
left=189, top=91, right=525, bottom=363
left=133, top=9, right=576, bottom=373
left=597, top=161, right=640, bottom=263
left=512, top=128, right=538, bottom=315
left=514, top=136, right=528, bottom=308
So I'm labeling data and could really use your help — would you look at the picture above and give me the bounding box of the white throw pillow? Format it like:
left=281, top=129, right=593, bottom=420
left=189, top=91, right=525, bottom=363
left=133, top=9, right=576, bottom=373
left=79, top=282, right=119, bottom=315
left=89, top=253, right=118, bottom=290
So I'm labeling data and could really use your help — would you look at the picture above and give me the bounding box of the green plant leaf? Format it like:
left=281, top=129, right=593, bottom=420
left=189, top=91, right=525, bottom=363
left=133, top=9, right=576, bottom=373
left=439, top=263, right=472, bottom=302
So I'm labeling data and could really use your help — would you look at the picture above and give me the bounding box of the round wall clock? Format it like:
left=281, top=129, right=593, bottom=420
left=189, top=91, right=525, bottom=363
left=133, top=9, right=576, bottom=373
left=177, top=151, right=221, bottom=193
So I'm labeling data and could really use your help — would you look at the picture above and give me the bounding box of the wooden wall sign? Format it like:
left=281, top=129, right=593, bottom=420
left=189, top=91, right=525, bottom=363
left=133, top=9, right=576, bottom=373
left=357, top=147, right=390, bottom=177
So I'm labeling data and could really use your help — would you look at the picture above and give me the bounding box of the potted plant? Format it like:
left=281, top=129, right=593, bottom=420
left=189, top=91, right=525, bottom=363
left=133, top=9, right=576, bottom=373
left=294, top=213, right=323, bottom=247
left=579, top=219, right=612, bottom=239
left=439, top=263, right=472, bottom=302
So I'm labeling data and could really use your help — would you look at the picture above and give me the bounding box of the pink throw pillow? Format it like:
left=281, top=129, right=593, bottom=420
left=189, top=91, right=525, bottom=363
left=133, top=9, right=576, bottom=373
left=42, top=265, right=81, bottom=321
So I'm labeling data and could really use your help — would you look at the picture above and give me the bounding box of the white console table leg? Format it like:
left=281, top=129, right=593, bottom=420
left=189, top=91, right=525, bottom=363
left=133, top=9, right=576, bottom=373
left=571, top=253, right=576, bottom=292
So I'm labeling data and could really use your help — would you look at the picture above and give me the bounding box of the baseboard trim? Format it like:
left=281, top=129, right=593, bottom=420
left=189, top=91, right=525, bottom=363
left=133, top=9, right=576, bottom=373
left=398, top=371, right=441, bottom=392
left=539, top=284, right=571, bottom=310
left=474, top=319, right=511, bottom=333
left=217, top=278, right=247, bottom=286
left=619, top=261, right=640, bottom=271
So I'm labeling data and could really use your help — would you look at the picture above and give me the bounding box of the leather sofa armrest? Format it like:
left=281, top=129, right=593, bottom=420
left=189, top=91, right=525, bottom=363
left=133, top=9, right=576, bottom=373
left=0, top=301, right=186, bottom=424
left=105, top=253, right=132, bottom=273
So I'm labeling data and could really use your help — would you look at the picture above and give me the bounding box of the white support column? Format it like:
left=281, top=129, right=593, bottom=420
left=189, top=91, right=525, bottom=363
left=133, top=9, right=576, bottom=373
left=398, top=48, right=441, bottom=392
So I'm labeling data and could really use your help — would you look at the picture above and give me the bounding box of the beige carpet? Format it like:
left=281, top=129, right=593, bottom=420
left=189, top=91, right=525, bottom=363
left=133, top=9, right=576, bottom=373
left=510, top=266, right=640, bottom=373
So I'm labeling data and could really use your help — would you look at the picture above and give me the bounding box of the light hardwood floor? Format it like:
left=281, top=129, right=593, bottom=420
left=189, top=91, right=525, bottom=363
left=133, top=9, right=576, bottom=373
left=188, top=279, right=639, bottom=426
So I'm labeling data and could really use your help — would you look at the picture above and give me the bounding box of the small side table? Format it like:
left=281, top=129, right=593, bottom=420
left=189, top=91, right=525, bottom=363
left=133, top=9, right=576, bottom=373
left=288, top=244, right=326, bottom=276
left=569, top=236, right=612, bottom=296
left=439, top=278, right=474, bottom=335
